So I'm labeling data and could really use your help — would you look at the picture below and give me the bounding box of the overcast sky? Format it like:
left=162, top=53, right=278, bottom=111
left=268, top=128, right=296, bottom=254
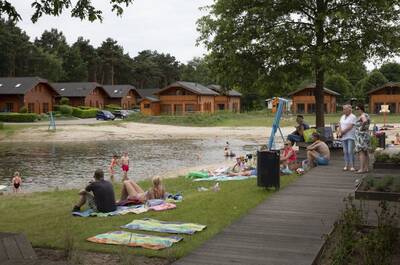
left=14, top=0, right=213, bottom=63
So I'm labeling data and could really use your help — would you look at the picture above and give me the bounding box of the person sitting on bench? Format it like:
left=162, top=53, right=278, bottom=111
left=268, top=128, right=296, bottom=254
left=306, top=132, right=330, bottom=167
left=287, top=115, right=310, bottom=144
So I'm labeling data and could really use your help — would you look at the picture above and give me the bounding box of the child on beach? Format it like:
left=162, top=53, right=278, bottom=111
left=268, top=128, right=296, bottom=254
left=121, top=152, right=130, bottom=181
left=395, top=133, right=400, bottom=145
left=11, top=171, right=22, bottom=193
left=109, top=154, right=119, bottom=182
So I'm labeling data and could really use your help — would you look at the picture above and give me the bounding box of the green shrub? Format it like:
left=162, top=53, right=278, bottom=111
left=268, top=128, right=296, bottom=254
left=77, top=106, right=92, bottom=110
left=0, top=113, right=38, bottom=122
left=19, top=106, right=28, bottom=113
left=72, top=108, right=98, bottom=118
left=374, top=176, right=394, bottom=192
left=393, top=177, right=400, bottom=192
left=59, top=105, right=73, bottom=116
left=59, top=97, right=70, bottom=105
left=0, top=122, right=3, bottom=129
left=105, top=104, right=121, bottom=111
left=375, top=152, right=391, bottom=162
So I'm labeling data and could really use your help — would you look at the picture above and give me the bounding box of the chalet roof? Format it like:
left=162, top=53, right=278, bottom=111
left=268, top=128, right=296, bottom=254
left=208, top=84, right=242, bottom=96
left=367, top=82, right=400, bottom=94
left=0, top=76, right=58, bottom=95
left=157, top=81, right=219, bottom=96
left=139, top=96, right=160, bottom=103
left=136, top=88, right=161, bottom=98
left=52, top=82, right=108, bottom=97
left=103, top=85, right=138, bottom=99
left=288, top=84, right=340, bottom=96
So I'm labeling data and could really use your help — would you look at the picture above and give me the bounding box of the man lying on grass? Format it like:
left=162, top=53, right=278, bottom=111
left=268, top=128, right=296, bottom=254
left=72, top=169, right=116, bottom=213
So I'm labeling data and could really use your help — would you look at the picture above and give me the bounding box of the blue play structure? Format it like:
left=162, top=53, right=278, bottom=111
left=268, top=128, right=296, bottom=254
left=48, top=111, right=56, bottom=131
left=268, top=97, right=288, bottom=150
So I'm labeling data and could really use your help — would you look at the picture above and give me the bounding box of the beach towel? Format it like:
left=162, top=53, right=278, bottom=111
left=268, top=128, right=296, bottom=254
left=187, top=171, right=209, bottom=179
left=72, top=205, right=148, bottom=217
left=149, top=202, right=176, bottom=211
left=87, top=230, right=182, bottom=250
left=122, top=218, right=206, bottom=235
left=193, top=175, right=256, bottom=182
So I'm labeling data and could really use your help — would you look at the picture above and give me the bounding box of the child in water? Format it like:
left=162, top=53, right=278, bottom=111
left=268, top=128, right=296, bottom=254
left=12, top=171, right=22, bottom=193
left=109, top=154, right=119, bottom=182
left=120, top=152, right=130, bottom=181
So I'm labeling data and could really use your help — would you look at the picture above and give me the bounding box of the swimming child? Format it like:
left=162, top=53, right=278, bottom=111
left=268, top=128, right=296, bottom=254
left=109, top=154, right=119, bottom=182
left=121, top=152, right=129, bottom=181
left=395, top=133, right=400, bottom=145
left=11, top=171, right=22, bottom=193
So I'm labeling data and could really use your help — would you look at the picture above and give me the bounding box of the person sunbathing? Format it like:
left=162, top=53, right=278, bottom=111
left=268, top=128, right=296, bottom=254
left=120, top=176, right=166, bottom=204
left=229, top=168, right=257, bottom=176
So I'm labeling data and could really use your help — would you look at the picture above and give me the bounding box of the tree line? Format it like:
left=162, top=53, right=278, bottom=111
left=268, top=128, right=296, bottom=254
left=1, top=18, right=400, bottom=111
left=0, top=19, right=214, bottom=89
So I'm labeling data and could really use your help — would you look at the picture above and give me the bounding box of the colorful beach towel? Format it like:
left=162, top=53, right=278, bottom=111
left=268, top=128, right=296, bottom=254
left=72, top=205, right=148, bottom=217
left=87, top=230, right=182, bottom=250
left=122, top=218, right=206, bottom=235
left=149, top=202, right=176, bottom=211
left=193, top=175, right=256, bottom=182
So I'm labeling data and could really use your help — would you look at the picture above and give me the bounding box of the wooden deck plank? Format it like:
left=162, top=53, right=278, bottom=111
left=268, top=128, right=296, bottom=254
left=3, top=236, right=22, bottom=260
left=0, top=236, right=8, bottom=261
left=173, top=159, right=357, bottom=265
left=14, top=234, right=37, bottom=260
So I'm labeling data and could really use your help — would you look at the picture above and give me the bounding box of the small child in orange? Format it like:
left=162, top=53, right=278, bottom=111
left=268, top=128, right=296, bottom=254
left=12, top=171, right=22, bottom=193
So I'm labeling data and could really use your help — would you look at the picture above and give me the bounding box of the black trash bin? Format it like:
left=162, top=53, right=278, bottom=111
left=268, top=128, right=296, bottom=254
left=376, top=132, right=386, bottom=149
left=257, top=150, right=280, bottom=190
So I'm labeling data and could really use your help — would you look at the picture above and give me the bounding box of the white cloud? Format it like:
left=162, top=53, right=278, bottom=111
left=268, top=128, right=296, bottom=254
left=14, top=0, right=213, bottom=63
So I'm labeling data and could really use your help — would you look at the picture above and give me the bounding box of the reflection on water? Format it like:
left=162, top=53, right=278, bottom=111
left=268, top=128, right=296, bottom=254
left=0, top=139, right=257, bottom=192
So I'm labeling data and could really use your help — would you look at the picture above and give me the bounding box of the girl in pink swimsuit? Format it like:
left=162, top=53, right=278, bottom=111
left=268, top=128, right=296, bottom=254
left=280, top=141, right=297, bottom=169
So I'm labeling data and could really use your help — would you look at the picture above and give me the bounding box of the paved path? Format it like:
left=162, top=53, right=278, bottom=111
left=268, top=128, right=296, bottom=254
left=174, top=156, right=358, bottom=265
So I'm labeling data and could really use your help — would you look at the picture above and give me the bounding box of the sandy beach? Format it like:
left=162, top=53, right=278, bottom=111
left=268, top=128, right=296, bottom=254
left=2, top=121, right=400, bottom=143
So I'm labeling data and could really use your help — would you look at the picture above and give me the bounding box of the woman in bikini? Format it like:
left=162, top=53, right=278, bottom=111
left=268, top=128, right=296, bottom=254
left=119, top=176, right=166, bottom=204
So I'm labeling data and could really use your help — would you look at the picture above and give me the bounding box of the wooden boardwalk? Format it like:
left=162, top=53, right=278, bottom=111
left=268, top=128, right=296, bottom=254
left=174, top=156, right=358, bottom=265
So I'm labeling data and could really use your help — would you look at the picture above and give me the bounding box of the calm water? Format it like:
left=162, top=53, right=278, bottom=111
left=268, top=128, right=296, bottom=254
left=0, top=139, right=259, bottom=192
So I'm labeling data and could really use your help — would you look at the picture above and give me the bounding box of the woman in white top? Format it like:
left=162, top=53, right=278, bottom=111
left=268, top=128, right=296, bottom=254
left=337, top=105, right=357, bottom=171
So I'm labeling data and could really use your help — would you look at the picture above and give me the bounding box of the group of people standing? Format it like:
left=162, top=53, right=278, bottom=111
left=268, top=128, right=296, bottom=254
left=338, top=104, right=371, bottom=173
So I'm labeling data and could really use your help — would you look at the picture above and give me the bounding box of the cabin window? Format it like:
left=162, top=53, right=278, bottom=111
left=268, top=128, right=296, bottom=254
left=388, top=103, right=397, bottom=113
left=42, top=103, right=49, bottom=113
left=161, top=104, right=172, bottom=114
left=5, top=103, right=13, bottom=112
left=144, top=104, right=150, bottom=109
left=185, top=104, right=195, bottom=112
left=174, top=104, right=183, bottom=114
left=28, top=103, right=35, bottom=113
left=296, top=103, right=305, bottom=113
left=307, top=104, right=316, bottom=114
left=307, top=90, right=314, bottom=96
left=374, top=103, right=383, bottom=114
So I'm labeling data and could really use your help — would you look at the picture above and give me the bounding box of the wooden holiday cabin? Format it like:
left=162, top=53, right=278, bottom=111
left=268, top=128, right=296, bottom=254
left=139, top=96, right=161, bottom=116
left=0, top=77, right=59, bottom=114
left=154, top=81, right=219, bottom=115
left=289, top=84, right=340, bottom=114
left=52, top=82, right=109, bottom=108
left=368, top=82, right=400, bottom=114
left=103, top=85, right=141, bottom=109
left=208, top=84, right=242, bottom=112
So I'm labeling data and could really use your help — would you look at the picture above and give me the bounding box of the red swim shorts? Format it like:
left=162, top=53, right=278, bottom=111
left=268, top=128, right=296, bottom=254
left=122, top=165, right=129, bottom=172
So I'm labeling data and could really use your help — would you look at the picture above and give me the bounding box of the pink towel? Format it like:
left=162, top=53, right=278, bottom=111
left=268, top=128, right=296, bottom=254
left=149, top=202, right=176, bottom=211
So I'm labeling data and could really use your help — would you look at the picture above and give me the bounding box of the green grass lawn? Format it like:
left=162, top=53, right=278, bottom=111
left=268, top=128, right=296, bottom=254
left=0, top=174, right=297, bottom=261
left=124, top=111, right=400, bottom=127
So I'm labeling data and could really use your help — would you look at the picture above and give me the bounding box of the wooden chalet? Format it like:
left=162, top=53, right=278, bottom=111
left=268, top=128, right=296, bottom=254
left=288, top=84, right=340, bottom=114
left=52, top=82, right=109, bottom=108
left=103, top=85, right=141, bottom=109
left=0, top=77, right=59, bottom=114
left=368, top=82, right=400, bottom=113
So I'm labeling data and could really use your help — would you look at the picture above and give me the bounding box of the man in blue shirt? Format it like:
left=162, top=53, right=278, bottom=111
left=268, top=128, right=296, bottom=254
left=287, top=115, right=310, bottom=144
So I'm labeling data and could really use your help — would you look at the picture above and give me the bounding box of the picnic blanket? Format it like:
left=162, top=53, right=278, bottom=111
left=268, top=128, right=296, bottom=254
left=87, top=230, right=182, bottom=250
left=122, top=218, right=206, bottom=235
left=72, top=205, right=148, bottom=217
left=193, top=175, right=256, bottom=182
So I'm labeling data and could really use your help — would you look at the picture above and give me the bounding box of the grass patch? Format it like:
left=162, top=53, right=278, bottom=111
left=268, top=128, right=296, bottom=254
left=125, top=111, right=400, bottom=127
left=0, top=174, right=297, bottom=260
